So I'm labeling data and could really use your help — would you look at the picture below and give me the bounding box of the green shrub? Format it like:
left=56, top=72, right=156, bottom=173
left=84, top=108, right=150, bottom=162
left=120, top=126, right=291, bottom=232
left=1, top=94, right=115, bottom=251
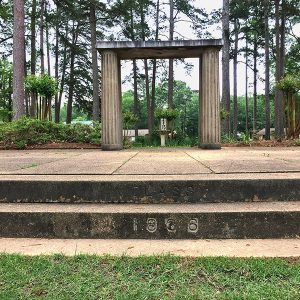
left=123, top=112, right=138, bottom=130
left=276, top=75, right=300, bottom=94
left=239, top=132, right=251, bottom=143
left=220, top=107, right=230, bottom=121
left=131, top=130, right=197, bottom=148
left=222, top=134, right=238, bottom=144
left=294, top=139, right=300, bottom=146
left=0, top=118, right=101, bottom=149
left=25, top=74, right=57, bottom=98
left=24, top=75, right=40, bottom=95
left=154, top=108, right=179, bottom=120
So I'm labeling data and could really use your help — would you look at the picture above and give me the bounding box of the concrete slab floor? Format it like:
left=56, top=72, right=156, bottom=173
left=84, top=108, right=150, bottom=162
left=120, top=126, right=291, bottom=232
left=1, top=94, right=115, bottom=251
left=14, top=151, right=138, bottom=175
left=0, top=238, right=299, bottom=257
left=0, top=147, right=299, bottom=176
left=114, top=151, right=211, bottom=175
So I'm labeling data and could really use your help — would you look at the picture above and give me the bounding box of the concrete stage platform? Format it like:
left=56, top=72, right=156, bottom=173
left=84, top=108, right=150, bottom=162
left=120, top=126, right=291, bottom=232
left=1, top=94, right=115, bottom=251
left=0, top=147, right=299, bottom=176
left=0, top=147, right=299, bottom=256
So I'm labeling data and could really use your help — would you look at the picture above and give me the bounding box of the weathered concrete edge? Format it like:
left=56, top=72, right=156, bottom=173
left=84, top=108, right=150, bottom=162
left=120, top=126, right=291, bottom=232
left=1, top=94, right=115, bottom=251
left=97, top=39, right=223, bottom=50
left=1, top=202, right=299, bottom=213
left=1, top=238, right=300, bottom=257
left=0, top=179, right=299, bottom=203
left=0, top=211, right=300, bottom=239
left=1, top=173, right=300, bottom=181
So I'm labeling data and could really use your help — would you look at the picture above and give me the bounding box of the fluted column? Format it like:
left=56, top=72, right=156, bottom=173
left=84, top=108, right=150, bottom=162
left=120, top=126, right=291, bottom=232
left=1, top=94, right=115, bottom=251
left=199, top=48, right=221, bottom=149
left=101, top=51, right=123, bottom=151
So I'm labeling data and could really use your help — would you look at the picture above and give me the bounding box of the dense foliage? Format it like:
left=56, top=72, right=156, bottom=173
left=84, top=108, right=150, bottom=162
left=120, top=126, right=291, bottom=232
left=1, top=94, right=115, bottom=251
left=0, top=59, right=12, bottom=122
left=0, top=0, right=299, bottom=144
left=0, top=117, right=101, bottom=149
left=154, top=108, right=179, bottom=121
left=123, top=111, right=139, bottom=130
left=276, top=75, right=300, bottom=95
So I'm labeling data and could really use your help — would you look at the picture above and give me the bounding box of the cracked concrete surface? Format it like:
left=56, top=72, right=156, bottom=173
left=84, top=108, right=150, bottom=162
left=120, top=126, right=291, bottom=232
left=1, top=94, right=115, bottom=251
left=0, top=147, right=299, bottom=175
left=0, top=147, right=299, bottom=256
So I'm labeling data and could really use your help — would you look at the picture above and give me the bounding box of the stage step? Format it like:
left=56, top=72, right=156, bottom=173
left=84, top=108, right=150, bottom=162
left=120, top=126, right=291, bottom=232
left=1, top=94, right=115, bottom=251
left=0, top=202, right=299, bottom=239
left=1, top=177, right=299, bottom=204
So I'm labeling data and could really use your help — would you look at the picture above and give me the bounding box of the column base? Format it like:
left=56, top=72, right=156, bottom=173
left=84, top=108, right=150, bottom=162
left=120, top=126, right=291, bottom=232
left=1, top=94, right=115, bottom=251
left=199, top=143, right=221, bottom=150
left=102, top=144, right=123, bottom=151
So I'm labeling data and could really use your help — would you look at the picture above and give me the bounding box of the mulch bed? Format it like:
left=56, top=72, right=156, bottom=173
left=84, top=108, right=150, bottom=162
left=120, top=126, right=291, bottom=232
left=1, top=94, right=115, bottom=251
left=222, top=140, right=299, bottom=147
left=0, top=142, right=101, bottom=150
left=0, top=140, right=298, bottom=150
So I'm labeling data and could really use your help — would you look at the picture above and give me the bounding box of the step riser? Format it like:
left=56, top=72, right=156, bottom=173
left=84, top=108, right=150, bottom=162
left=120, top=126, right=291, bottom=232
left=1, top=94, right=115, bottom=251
left=1, top=212, right=299, bottom=239
left=1, top=179, right=300, bottom=204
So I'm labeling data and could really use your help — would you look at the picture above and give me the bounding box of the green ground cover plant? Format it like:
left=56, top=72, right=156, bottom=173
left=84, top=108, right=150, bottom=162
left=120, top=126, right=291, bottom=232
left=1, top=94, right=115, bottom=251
left=0, top=254, right=299, bottom=300
left=0, top=118, right=101, bottom=149
left=131, top=133, right=197, bottom=148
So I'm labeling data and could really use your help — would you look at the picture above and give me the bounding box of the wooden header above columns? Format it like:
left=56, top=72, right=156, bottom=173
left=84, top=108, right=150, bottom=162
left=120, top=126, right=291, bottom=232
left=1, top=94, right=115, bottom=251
left=97, top=40, right=223, bottom=59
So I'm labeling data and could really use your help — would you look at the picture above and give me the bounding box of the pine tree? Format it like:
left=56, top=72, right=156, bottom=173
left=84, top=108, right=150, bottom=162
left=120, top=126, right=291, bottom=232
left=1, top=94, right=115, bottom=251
left=12, top=0, right=25, bottom=120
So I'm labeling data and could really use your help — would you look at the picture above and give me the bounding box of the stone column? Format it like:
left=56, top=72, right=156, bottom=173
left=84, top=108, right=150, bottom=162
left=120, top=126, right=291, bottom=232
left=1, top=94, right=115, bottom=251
left=101, top=51, right=123, bottom=150
left=199, top=48, right=221, bottom=149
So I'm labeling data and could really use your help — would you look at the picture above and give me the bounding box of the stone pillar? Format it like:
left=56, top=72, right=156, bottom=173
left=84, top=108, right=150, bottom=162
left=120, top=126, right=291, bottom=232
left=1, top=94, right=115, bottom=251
left=199, top=48, right=221, bottom=149
left=101, top=51, right=123, bottom=150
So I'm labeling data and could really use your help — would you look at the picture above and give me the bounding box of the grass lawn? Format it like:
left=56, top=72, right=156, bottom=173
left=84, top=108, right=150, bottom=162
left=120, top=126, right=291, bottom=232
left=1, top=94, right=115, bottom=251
left=0, top=255, right=299, bottom=300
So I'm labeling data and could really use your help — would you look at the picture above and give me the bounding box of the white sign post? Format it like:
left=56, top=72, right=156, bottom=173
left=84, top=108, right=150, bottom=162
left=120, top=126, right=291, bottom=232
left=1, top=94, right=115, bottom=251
left=160, top=118, right=168, bottom=147
left=160, top=118, right=167, bottom=131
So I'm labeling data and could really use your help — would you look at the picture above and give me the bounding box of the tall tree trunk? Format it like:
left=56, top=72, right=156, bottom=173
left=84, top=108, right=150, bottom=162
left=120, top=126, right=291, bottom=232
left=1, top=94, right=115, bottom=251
left=90, top=3, right=100, bottom=122
left=245, top=34, right=249, bottom=135
left=295, top=96, right=300, bottom=136
left=145, top=59, right=151, bottom=132
left=66, top=24, right=78, bottom=124
left=279, top=0, right=286, bottom=134
left=45, top=2, right=51, bottom=120
left=57, top=40, right=68, bottom=123
left=150, top=0, right=160, bottom=134
left=8, top=75, right=13, bottom=122
left=286, top=93, right=295, bottom=138
left=24, top=42, right=29, bottom=116
left=45, top=2, right=51, bottom=77
left=133, top=59, right=139, bottom=138
left=151, top=58, right=157, bottom=133
left=233, top=18, right=239, bottom=137
left=150, top=59, right=157, bottom=126
left=40, top=0, right=45, bottom=74
left=264, top=0, right=271, bottom=140
left=30, top=0, right=37, bottom=118
left=275, top=0, right=285, bottom=140
left=253, top=38, right=258, bottom=134
left=66, top=50, right=75, bottom=124
left=13, top=0, right=26, bottom=120
left=168, top=0, right=174, bottom=108
left=54, top=4, right=60, bottom=123
left=39, top=0, right=45, bottom=119
left=129, top=8, right=139, bottom=139
left=139, top=0, right=151, bottom=134
left=222, top=0, right=230, bottom=135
